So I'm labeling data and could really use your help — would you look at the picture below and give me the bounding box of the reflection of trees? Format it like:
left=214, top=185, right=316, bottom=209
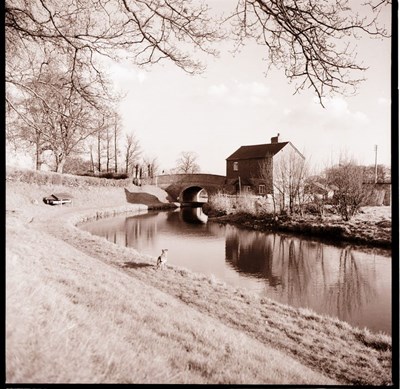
left=269, top=236, right=317, bottom=307
left=225, top=227, right=281, bottom=287
left=124, top=213, right=158, bottom=247
left=285, top=239, right=314, bottom=305
left=323, top=247, right=377, bottom=323
left=225, top=226, right=381, bottom=327
left=272, top=238, right=378, bottom=321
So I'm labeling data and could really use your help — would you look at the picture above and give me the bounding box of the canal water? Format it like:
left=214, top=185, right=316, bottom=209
left=80, top=207, right=392, bottom=335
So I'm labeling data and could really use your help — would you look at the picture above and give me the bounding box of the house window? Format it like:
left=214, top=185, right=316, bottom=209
left=259, top=184, right=266, bottom=195
left=233, top=161, right=239, bottom=171
left=244, top=186, right=251, bottom=193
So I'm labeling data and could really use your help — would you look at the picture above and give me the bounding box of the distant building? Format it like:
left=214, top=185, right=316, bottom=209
left=304, top=176, right=338, bottom=202
left=226, top=134, right=305, bottom=196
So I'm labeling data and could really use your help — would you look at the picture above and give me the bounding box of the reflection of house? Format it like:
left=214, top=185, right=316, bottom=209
left=226, top=134, right=304, bottom=195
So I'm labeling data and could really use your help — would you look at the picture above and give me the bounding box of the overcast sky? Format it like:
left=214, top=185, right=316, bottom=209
left=108, top=2, right=392, bottom=176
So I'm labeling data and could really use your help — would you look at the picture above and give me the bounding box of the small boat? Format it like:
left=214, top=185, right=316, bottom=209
left=43, top=193, right=72, bottom=205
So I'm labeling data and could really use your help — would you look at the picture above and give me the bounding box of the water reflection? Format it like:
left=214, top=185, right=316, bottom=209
left=224, top=225, right=388, bottom=332
left=225, top=227, right=281, bottom=287
left=180, top=206, right=208, bottom=224
left=80, top=209, right=391, bottom=334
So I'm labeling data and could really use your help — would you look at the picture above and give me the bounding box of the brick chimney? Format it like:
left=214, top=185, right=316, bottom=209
left=270, top=133, right=280, bottom=144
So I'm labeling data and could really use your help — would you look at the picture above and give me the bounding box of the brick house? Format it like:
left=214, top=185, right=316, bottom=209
left=226, top=134, right=305, bottom=196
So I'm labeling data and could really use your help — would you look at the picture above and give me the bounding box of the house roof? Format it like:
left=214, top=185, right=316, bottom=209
left=226, top=142, right=289, bottom=160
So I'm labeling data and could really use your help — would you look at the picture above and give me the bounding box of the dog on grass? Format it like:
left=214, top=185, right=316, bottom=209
left=156, top=249, right=168, bottom=269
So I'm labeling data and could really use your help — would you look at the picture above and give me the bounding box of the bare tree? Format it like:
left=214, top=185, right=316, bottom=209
left=103, top=113, right=120, bottom=173
left=273, top=147, right=308, bottom=215
left=325, top=159, right=372, bottom=221
left=106, top=125, right=112, bottom=173
left=258, top=159, right=277, bottom=215
left=5, top=0, right=221, bottom=115
left=124, top=132, right=141, bottom=175
left=63, top=155, right=93, bottom=175
left=143, top=156, right=160, bottom=178
left=112, top=114, right=122, bottom=173
left=6, top=97, right=51, bottom=171
left=51, top=98, right=107, bottom=173
left=6, top=66, right=109, bottom=173
left=175, top=151, right=201, bottom=174
left=229, top=0, right=390, bottom=105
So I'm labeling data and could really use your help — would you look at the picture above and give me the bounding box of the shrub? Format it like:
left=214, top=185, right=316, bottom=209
left=254, top=196, right=274, bottom=217
left=208, top=193, right=275, bottom=218
left=235, top=195, right=256, bottom=215
left=99, top=172, right=129, bottom=180
left=326, top=162, right=370, bottom=221
left=303, top=203, right=321, bottom=215
left=6, top=166, right=131, bottom=188
left=208, top=193, right=234, bottom=215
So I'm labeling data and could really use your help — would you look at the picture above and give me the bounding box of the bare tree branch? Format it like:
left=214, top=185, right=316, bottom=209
left=228, top=0, right=391, bottom=105
left=174, top=151, right=201, bottom=173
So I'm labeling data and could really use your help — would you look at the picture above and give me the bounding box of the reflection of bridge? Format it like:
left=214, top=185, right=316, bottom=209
left=147, top=174, right=227, bottom=204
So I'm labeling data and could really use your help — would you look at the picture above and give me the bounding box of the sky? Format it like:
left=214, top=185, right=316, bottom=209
left=107, top=1, right=392, bottom=177
left=7, top=1, right=392, bottom=176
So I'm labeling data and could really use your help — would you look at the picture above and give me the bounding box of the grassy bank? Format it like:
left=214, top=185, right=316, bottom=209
left=6, top=169, right=394, bottom=384
left=205, top=194, right=392, bottom=249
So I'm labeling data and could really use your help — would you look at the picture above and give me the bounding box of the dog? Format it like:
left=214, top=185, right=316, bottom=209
left=156, top=249, right=168, bottom=269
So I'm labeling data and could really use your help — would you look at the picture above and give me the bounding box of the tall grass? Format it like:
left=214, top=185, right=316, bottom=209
left=209, top=192, right=274, bottom=217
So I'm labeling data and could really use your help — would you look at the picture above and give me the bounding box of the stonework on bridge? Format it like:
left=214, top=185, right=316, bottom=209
left=142, top=173, right=228, bottom=203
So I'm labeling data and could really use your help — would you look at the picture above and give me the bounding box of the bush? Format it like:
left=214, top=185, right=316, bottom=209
left=99, top=172, right=129, bottom=180
left=326, top=162, right=369, bottom=221
left=303, top=203, right=321, bottom=215
left=208, top=193, right=275, bottom=218
left=208, top=193, right=233, bottom=215
left=235, top=195, right=256, bottom=215
left=254, top=196, right=274, bottom=217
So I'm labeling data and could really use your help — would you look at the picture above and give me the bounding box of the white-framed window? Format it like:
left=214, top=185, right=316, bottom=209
left=233, top=161, right=239, bottom=171
left=259, top=184, right=266, bottom=195
left=244, top=186, right=251, bottom=193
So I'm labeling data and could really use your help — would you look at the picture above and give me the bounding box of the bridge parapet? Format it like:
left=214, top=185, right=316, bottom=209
left=138, top=173, right=228, bottom=203
left=155, top=173, right=226, bottom=186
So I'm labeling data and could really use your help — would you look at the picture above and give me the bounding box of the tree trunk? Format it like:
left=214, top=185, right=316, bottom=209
left=272, top=193, right=276, bottom=216
left=106, top=127, right=110, bottom=172
left=97, top=131, right=101, bottom=173
left=55, top=154, right=66, bottom=173
left=114, top=125, right=118, bottom=173
left=35, top=145, right=43, bottom=171
left=90, top=146, right=95, bottom=173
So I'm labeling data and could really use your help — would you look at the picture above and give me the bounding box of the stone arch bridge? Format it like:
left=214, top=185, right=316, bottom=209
left=144, top=174, right=227, bottom=204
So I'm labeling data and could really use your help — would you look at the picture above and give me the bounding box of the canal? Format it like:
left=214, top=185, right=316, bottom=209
left=80, top=207, right=392, bottom=335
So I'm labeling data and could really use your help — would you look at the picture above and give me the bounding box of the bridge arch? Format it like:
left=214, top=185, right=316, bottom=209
left=140, top=173, right=230, bottom=204
left=180, top=186, right=209, bottom=203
